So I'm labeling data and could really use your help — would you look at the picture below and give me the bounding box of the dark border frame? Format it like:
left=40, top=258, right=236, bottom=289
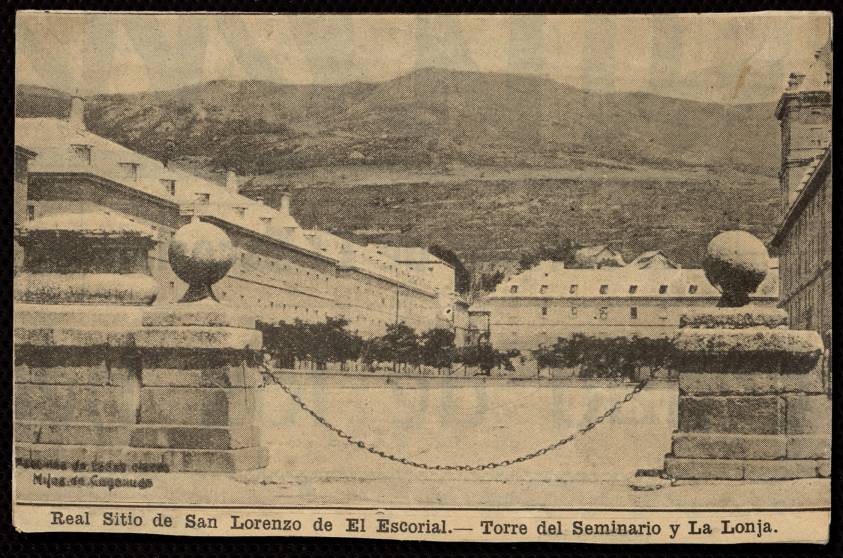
left=2, top=1, right=840, bottom=556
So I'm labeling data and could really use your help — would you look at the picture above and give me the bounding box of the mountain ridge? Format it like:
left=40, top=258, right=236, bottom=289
left=16, top=67, right=780, bottom=177
left=15, top=69, right=782, bottom=271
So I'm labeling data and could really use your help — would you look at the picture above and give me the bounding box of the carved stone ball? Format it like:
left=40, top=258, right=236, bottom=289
left=168, top=220, right=236, bottom=300
left=703, top=230, right=769, bottom=307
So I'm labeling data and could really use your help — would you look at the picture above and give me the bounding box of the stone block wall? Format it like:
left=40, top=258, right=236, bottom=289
left=14, top=308, right=269, bottom=473
left=14, top=211, right=268, bottom=474
left=664, top=311, right=829, bottom=480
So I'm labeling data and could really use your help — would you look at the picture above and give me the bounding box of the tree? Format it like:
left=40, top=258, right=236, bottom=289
left=477, top=269, right=505, bottom=292
left=419, top=327, right=456, bottom=371
left=455, top=343, right=520, bottom=376
left=360, top=322, right=421, bottom=372
left=257, top=317, right=363, bottom=370
left=257, top=319, right=309, bottom=369
left=532, top=333, right=675, bottom=380
left=428, top=244, right=471, bottom=294
left=382, top=322, right=421, bottom=370
left=518, top=239, right=576, bottom=271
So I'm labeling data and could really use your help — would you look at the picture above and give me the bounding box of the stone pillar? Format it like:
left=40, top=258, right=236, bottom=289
left=664, top=232, right=829, bottom=480
left=15, top=212, right=160, bottom=468
left=134, top=218, right=268, bottom=471
left=15, top=212, right=267, bottom=473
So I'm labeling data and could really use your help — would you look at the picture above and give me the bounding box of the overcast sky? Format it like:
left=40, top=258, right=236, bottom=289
left=17, top=12, right=831, bottom=103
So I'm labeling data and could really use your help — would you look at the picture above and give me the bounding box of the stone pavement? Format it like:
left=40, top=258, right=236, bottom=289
left=15, top=468, right=829, bottom=509
left=14, top=381, right=830, bottom=509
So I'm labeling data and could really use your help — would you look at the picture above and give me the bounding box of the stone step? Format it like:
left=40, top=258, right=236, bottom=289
left=671, top=433, right=830, bottom=460
left=16, top=442, right=269, bottom=473
left=664, top=456, right=830, bottom=480
left=16, top=421, right=261, bottom=450
left=678, top=366, right=827, bottom=396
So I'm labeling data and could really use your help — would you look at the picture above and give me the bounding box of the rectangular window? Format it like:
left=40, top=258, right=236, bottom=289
left=571, top=306, right=577, bottom=316
left=630, top=307, right=638, bottom=320
left=688, top=284, right=698, bottom=294
left=541, top=307, right=548, bottom=317
left=71, top=144, right=92, bottom=164
left=118, top=162, right=139, bottom=181
left=569, top=284, right=578, bottom=294
left=629, top=285, right=638, bottom=294
left=599, top=307, right=609, bottom=320
left=599, top=284, right=609, bottom=295
left=195, top=192, right=210, bottom=204
left=659, top=285, right=668, bottom=294
left=510, top=285, right=519, bottom=294
left=160, top=179, right=176, bottom=196
left=26, top=203, right=36, bottom=221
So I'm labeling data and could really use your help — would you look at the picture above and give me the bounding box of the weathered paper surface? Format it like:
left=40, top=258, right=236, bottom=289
left=13, top=11, right=832, bottom=542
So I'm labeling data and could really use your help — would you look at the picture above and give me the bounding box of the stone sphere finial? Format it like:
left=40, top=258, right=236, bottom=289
left=703, top=230, right=769, bottom=307
left=168, top=219, right=236, bottom=303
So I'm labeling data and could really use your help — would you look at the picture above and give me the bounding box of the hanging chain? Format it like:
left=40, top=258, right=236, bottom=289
left=259, top=362, right=648, bottom=471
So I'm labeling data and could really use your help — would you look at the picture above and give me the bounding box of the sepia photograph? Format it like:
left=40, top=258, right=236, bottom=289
left=12, top=11, right=833, bottom=543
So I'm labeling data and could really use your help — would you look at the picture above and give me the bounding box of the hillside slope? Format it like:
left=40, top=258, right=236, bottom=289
left=16, top=68, right=779, bottom=176
left=16, top=71, right=782, bottom=270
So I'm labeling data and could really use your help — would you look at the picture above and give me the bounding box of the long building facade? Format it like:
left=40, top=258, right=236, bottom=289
left=770, top=36, right=832, bottom=340
left=15, top=99, right=464, bottom=339
left=470, top=257, right=779, bottom=354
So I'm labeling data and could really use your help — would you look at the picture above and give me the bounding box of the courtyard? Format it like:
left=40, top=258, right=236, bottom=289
left=15, top=376, right=830, bottom=510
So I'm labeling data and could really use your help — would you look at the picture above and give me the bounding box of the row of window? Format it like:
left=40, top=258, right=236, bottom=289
left=216, top=288, right=323, bottom=317
left=240, top=251, right=329, bottom=283
left=511, top=283, right=695, bottom=295
left=71, top=144, right=183, bottom=197
left=538, top=306, right=664, bottom=320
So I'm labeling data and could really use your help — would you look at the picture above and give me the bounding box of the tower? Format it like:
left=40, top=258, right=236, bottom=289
left=774, top=36, right=832, bottom=213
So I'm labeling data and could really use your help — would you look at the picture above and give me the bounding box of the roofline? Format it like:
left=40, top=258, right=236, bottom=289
left=775, top=90, right=832, bottom=120
left=336, top=265, right=437, bottom=297
left=482, top=294, right=777, bottom=302
left=29, top=171, right=180, bottom=210
left=770, top=149, right=831, bottom=247
left=15, top=145, right=38, bottom=159
left=391, top=259, right=454, bottom=268
left=200, top=214, right=338, bottom=264
left=26, top=170, right=338, bottom=264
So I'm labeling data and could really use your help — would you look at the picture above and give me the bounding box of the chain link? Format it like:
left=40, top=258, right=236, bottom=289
left=260, top=363, right=648, bottom=471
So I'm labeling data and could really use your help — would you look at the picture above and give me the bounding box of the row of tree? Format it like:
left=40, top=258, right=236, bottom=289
left=256, top=318, right=519, bottom=375
left=532, top=333, right=675, bottom=380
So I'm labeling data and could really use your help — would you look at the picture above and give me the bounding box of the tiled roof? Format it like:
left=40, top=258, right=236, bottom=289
left=488, top=260, right=778, bottom=300
left=574, top=245, right=626, bottom=266
left=303, top=230, right=436, bottom=295
left=771, top=147, right=831, bottom=246
left=575, top=245, right=609, bottom=258
left=628, top=250, right=679, bottom=269
left=16, top=117, right=320, bottom=256
left=368, top=244, right=446, bottom=265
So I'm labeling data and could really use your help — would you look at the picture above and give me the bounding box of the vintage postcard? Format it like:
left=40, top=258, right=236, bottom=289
left=13, top=11, right=832, bottom=543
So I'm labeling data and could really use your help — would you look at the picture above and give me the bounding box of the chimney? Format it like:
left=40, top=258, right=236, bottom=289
left=787, top=72, right=806, bottom=91
left=225, top=170, right=238, bottom=193
left=69, top=95, right=85, bottom=130
left=280, top=191, right=291, bottom=216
